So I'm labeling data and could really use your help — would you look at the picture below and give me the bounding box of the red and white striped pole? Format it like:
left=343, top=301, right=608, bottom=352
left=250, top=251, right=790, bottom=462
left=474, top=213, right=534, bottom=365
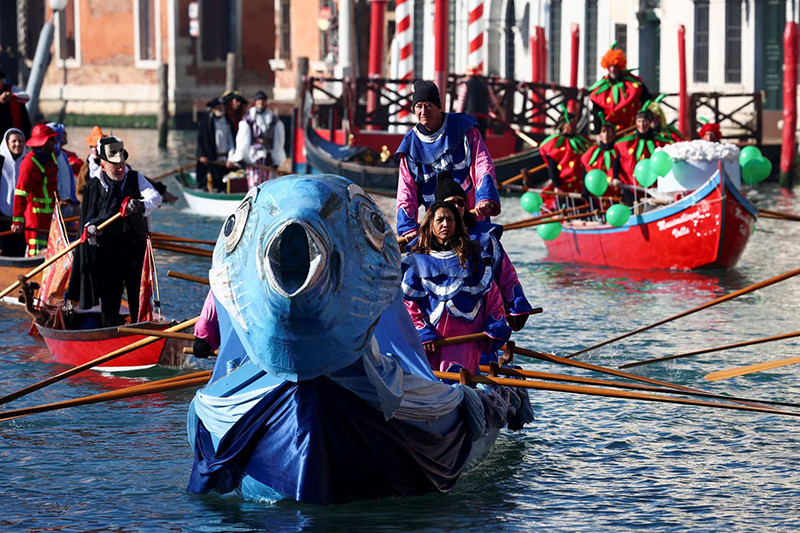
left=395, top=0, right=414, bottom=124
left=467, top=0, right=484, bottom=72
left=434, top=0, right=449, bottom=104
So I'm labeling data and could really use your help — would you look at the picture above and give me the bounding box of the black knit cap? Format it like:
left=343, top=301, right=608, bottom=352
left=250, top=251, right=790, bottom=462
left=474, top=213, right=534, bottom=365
left=434, top=171, right=467, bottom=202
left=412, top=80, right=441, bottom=109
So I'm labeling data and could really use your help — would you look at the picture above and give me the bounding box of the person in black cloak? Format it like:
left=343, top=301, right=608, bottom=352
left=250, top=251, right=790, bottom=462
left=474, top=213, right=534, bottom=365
left=65, top=137, right=162, bottom=327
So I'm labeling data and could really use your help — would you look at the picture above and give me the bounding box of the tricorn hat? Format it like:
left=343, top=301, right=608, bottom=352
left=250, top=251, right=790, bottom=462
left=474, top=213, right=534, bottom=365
left=97, top=136, right=129, bottom=164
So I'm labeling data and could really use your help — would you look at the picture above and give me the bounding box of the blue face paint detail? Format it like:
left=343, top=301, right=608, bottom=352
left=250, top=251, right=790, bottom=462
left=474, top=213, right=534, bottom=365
left=208, top=175, right=402, bottom=382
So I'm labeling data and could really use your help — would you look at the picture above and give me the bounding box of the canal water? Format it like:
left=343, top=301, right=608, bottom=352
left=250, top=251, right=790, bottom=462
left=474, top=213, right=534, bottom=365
left=1, top=128, right=799, bottom=531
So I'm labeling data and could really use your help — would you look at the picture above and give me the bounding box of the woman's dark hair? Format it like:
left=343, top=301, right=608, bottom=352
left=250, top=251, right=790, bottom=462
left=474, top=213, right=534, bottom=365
left=412, top=201, right=476, bottom=267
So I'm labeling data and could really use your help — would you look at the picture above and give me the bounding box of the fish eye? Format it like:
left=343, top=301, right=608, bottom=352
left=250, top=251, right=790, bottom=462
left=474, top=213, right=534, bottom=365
left=359, top=201, right=386, bottom=251
left=223, top=193, right=254, bottom=253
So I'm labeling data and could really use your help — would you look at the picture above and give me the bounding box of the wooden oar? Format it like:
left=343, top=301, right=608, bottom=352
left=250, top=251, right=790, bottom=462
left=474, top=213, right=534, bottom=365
left=151, top=162, right=197, bottom=181
left=510, top=344, right=771, bottom=406
left=566, top=266, right=800, bottom=359
left=757, top=208, right=800, bottom=222
left=0, top=373, right=212, bottom=422
left=500, top=163, right=547, bottom=188
left=0, top=212, right=123, bottom=300
left=525, top=187, right=621, bottom=203
left=502, top=208, right=571, bottom=230
left=117, top=327, right=195, bottom=341
left=0, top=316, right=199, bottom=406
left=151, top=241, right=213, bottom=258
left=619, top=331, right=800, bottom=369
left=705, top=355, right=800, bottom=382
left=488, top=110, right=539, bottom=149
left=433, top=370, right=800, bottom=417
left=478, top=364, right=800, bottom=409
left=167, top=270, right=210, bottom=285
left=502, top=209, right=602, bottom=231
left=151, top=232, right=216, bottom=246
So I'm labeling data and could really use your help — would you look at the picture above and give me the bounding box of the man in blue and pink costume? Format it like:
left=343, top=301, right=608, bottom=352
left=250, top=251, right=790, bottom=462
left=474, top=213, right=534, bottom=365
left=395, top=80, right=501, bottom=240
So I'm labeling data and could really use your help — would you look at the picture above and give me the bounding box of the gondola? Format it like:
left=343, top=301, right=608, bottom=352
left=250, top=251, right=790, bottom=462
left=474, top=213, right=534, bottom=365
left=304, top=122, right=549, bottom=192
left=543, top=167, right=757, bottom=270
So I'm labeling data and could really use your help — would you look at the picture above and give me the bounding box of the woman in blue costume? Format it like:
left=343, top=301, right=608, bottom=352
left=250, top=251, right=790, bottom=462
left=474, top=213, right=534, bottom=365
left=401, top=201, right=511, bottom=373
left=433, top=171, right=533, bottom=332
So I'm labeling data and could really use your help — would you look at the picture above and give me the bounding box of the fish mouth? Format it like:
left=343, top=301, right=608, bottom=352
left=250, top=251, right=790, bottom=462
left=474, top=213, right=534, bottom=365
left=265, top=220, right=328, bottom=298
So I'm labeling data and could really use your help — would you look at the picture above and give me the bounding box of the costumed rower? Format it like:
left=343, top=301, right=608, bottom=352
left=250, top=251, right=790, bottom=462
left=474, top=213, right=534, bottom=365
left=538, top=107, right=592, bottom=204
left=613, top=105, right=672, bottom=204
left=0, top=68, right=32, bottom=138
left=698, top=119, right=722, bottom=142
left=581, top=118, right=621, bottom=199
left=221, top=90, right=247, bottom=134
left=433, top=173, right=533, bottom=331
left=196, top=96, right=236, bottom=193
left=454, top=67, right=504, bottom=140
left=395, top=79, right=501, bottom=240
left=401, top=201, right=510, bottom=373
left=0, top=128, right=28, bottom=256
left=230, top=90, right=286, bottom=188
left=647, top=95, right=685, bottom=143
left=10, top=124, right=59, bottom=256
left=588, top=42, right=651, bottom=133
left=46, top=122, right=79, bottom=218
left=65, top=137, right=162, bottom=327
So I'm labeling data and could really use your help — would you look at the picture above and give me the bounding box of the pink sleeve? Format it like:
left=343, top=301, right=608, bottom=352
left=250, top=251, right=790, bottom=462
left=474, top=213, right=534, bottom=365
left=396, top=156, right=420, bottom=236
left=468, top=128, right=501, bottom=216
left=497, top=250, right=522, bottom=302
left=484, top=283, right=506, bottom=327
left=193, top=290, right=220, bottom=349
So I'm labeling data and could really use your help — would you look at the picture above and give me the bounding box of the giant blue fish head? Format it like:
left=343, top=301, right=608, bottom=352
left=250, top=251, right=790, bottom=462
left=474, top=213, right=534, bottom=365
left=208, top=175, right=402, bottom=381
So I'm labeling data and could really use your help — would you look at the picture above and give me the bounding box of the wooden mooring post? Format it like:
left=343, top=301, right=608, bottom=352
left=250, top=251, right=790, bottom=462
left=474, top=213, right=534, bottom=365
left=157, top=63, right=168, bottom=148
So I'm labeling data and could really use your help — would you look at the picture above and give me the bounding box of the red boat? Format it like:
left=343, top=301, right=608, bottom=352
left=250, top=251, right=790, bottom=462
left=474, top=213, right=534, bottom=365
left=543, top=168, right=757, bottom=270
left=35, top=319, right=190, bottom=372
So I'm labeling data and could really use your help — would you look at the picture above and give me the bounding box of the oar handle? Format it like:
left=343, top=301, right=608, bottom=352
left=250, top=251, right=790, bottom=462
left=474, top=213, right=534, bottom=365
left=117, top=327, right=195, bottom=341
left=432, top=332, right=489, bottom=347
left=167, top=270, right=210, bottom=285
left=0, top=212, right=123, bottom=300
left=500, top=163, right=547, bottom=188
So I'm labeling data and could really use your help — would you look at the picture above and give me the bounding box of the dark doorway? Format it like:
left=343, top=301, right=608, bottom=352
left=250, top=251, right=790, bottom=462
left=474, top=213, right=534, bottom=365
left=637, top=7, right=660, bottom=93
left=756, top=0, right=785, bottom=110
left=0, top=1, right=18, bottom=84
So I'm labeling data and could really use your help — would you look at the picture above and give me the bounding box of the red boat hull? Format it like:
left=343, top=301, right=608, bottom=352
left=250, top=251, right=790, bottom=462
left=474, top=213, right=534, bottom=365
left=544, top=170, right=757, bottom=270
left=36, top=321, right=180, bottom=371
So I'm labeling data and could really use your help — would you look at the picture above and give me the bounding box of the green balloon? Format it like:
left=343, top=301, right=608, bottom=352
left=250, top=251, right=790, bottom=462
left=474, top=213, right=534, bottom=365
left=739, top=145, right=762, bottom=167
left=605, top=203, right=631, bottom=227
left=651, top=151, right=673, bottom=176
left=634, top=159, right=657, bottom=188
left=753, top=157, right=772, bottom=182
left=584, top=169, right=609, bottom=196
left=537, top=221, right=562, bottom=241
left=742, top=159, right=759, bottom=185
left=520, top=191, right=543, bottom=213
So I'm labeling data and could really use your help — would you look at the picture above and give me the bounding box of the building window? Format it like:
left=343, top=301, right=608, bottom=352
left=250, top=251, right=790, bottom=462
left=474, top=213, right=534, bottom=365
left=549, top=0, right=561, bottom=83
left=137, top=0, right=157, bottom=61
left=201, top=0, right=236, bottom=62
left=56, top=0, right=77, bottom=61
left=693, top=0, right=709, bottom=83
left=278, top=0, right=291, bottom=60
left=614, top=23, right=627, bottom=54
left=584, top=0, right=598, bottom=83
left=725, top=0, right=742, bottom=83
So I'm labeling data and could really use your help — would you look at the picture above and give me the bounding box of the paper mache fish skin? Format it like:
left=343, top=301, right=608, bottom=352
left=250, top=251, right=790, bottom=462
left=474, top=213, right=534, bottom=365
left=208, top=175, right=402, bottom=381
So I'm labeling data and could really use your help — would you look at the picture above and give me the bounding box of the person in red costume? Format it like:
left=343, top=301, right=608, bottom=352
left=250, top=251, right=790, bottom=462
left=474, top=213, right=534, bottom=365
left=539, top=108, right=592, bottom=203
left=588, top=42, right=651, bottom=133
left=698, top=120, right=722, bottom=142
left=581, top=119, right=621, bottom=199
left=612, top=107, right=673, bottom=205
left=10, top=124, right=59, bottom=256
